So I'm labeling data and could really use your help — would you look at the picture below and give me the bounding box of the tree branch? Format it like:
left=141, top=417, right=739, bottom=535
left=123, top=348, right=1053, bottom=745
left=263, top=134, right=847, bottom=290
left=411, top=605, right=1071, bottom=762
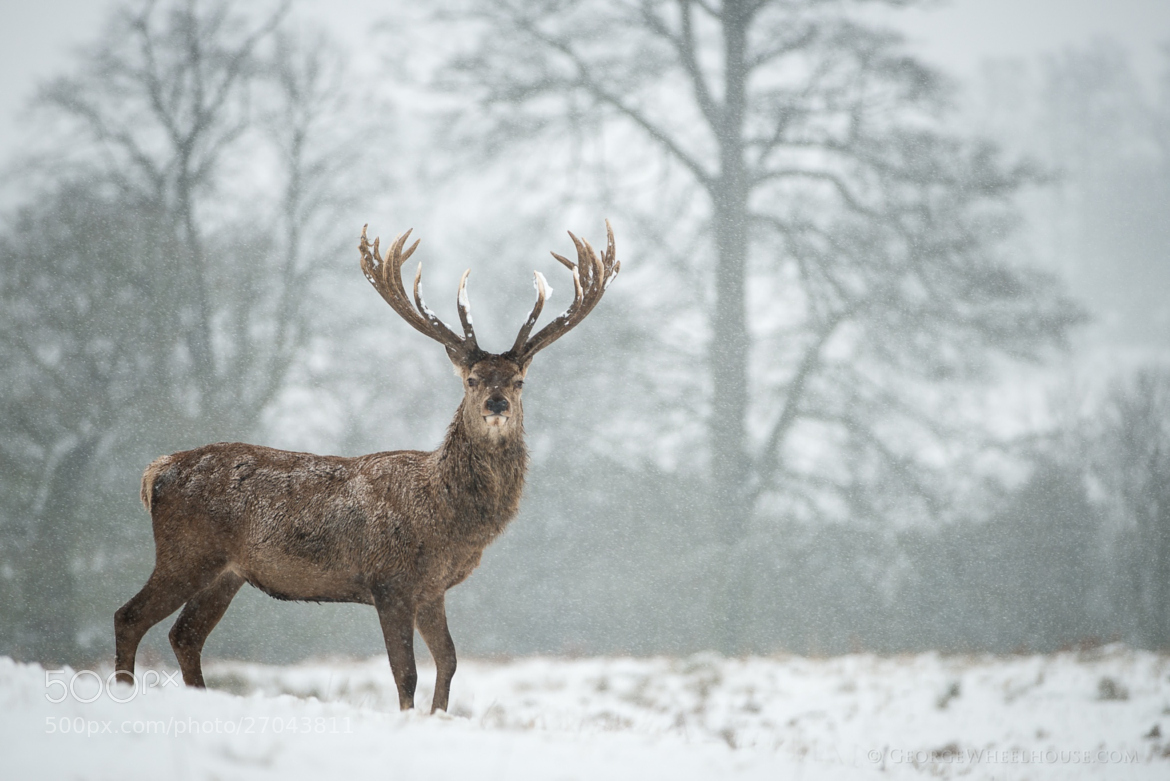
left=639, top=1, right=722, bottom=130
left=750, top=309, right=849, bottom=505
left=753, top=166, right=882, bottom=217
left=508, top=11, right=715, bottom=189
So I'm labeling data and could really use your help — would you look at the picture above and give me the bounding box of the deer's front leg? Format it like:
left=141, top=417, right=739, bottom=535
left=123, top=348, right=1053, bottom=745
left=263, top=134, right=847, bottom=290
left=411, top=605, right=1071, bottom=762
left=416, top=595, right=456, bottom=713
left=373, top=584, right=417, bottom=710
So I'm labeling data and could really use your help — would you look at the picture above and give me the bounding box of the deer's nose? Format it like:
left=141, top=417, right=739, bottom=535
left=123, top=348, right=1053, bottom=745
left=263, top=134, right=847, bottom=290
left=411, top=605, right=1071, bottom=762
left=485, top=397, right=509, bottom=415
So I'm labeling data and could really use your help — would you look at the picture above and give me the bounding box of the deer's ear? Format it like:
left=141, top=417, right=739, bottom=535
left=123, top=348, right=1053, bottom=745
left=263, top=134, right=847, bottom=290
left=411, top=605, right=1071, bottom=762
left=447, top=343, right=487, bottom=372
left=447, top=346, right=466, bottom=370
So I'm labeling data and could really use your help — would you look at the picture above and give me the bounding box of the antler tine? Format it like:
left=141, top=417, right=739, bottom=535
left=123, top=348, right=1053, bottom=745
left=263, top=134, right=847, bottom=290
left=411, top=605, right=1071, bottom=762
left=549, top=250, right=575, bottom=270
left=569, top=231, right=607, bottom=315
left=576, top=232, right=617, bottom=321
left=399, top=235, right=420, bottom=265
left=603, top=219, right=620, bottom=286
left=359, top=226, right=469, bottom=356
left=412, top=262, right=466, bottom=348
left=384, top=230, right=419, bottom=282
left=568, top=231, right=595, bottom=288
left=509, top=270, right=552, bottom=354
left=510, top=223, right=619, bottom=364
left=550, top=249, right=584, bottom=302
left=456, top=269, right=476, bottom=342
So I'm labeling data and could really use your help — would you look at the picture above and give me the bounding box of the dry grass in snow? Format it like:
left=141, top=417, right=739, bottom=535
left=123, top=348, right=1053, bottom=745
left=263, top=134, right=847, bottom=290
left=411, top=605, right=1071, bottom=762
left=1, top=644, right=1167, bottom=779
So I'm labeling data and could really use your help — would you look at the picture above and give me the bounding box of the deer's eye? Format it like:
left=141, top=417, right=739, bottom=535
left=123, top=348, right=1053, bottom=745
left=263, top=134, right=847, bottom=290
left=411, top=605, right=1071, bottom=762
left=467, top=378, right=480, bottom=387
left=513, top=380, right=524, bottom=389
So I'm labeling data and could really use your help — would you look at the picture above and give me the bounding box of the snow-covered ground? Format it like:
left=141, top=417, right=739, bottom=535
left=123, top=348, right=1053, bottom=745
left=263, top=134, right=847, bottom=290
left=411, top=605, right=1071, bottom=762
left=1, top=645, right=1167, bottom=779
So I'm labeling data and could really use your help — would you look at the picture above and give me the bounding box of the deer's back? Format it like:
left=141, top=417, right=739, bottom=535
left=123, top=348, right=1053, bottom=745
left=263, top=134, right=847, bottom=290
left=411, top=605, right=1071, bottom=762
left=145, top=442, right=432, bottom=603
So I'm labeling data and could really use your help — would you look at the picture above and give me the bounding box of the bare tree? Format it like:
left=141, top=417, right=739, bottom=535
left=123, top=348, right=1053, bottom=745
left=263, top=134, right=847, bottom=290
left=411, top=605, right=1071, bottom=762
left=0, top=183, right=171, bottom=662
left=0, top=0, right=376, bottom=663
left=440, top=0, right=1084, bottom=650
left=1104, top=368, right=1170, bottom=649
left=36, top=0, right=304, bottom=436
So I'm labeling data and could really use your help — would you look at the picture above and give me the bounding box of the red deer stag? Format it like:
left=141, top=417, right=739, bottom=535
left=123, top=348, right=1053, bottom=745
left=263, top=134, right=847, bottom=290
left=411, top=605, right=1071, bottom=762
left=114, top=222, right=619, bottom=712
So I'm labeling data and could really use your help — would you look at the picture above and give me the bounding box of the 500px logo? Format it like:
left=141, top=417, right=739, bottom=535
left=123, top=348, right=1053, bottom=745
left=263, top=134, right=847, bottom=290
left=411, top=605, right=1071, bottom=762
left=45, top=669, right=181, bottom=704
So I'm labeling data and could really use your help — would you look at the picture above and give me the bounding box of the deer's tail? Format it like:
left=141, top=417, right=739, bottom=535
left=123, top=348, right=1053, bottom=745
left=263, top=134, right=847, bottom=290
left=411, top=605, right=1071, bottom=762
left=140, top=455, right=174, bottom=513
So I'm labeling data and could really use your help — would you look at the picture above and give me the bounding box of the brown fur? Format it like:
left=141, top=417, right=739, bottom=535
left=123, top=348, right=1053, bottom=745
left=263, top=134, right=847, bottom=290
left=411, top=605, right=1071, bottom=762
left=115, top=223, right=617, bottom=712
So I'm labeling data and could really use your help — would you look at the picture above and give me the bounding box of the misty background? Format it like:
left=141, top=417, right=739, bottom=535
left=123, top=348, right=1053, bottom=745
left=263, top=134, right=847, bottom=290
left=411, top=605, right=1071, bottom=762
left=0, top=0, right=1167, bottom=668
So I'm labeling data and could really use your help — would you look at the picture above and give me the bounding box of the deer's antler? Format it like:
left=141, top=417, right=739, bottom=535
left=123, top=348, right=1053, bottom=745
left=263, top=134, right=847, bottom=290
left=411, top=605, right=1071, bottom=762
left=360, top=226, right=481, bottom=362
left=509, top=220, right=620, bottom=364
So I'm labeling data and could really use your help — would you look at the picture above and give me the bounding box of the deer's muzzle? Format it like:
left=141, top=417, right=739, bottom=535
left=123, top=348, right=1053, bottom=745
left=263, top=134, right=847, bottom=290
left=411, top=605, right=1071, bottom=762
left=483, top=396, right=511, bottom=427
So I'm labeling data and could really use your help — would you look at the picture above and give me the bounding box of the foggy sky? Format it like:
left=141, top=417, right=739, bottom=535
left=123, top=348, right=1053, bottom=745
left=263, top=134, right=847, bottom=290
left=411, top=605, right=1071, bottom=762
left=1, top=0, right=1168, bottom=165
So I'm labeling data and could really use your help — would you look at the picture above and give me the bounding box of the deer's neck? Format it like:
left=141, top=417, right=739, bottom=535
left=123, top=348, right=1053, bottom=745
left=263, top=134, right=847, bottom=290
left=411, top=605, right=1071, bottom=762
left=432, top=403, right=528, bottom=541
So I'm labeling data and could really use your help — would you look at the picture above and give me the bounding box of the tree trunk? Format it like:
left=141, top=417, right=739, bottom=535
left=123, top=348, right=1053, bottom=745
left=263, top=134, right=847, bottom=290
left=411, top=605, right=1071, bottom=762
left=708, top=3, right=753, bottom=654
left=1147, top=467, right=1170, bottom=649
left=175, top=171, right=218, bottom=421
left=23, top=438, right=97, bottom=665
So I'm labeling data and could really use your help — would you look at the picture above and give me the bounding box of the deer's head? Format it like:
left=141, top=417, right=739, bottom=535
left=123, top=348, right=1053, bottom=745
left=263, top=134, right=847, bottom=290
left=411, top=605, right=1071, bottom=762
left=359, top=222, right=619, bottom=439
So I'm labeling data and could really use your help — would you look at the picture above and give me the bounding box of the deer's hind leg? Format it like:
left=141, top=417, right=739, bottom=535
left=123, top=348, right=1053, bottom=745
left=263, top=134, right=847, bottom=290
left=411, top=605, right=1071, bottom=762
left=168, top=571, right=244, bottom=687
left=114, top=558, right=226, bottom=686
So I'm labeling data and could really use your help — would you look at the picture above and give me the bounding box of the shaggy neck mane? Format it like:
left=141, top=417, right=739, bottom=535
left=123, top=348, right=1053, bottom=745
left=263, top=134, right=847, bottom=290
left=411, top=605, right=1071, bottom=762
left=431, top=400, right=528, bottom=541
